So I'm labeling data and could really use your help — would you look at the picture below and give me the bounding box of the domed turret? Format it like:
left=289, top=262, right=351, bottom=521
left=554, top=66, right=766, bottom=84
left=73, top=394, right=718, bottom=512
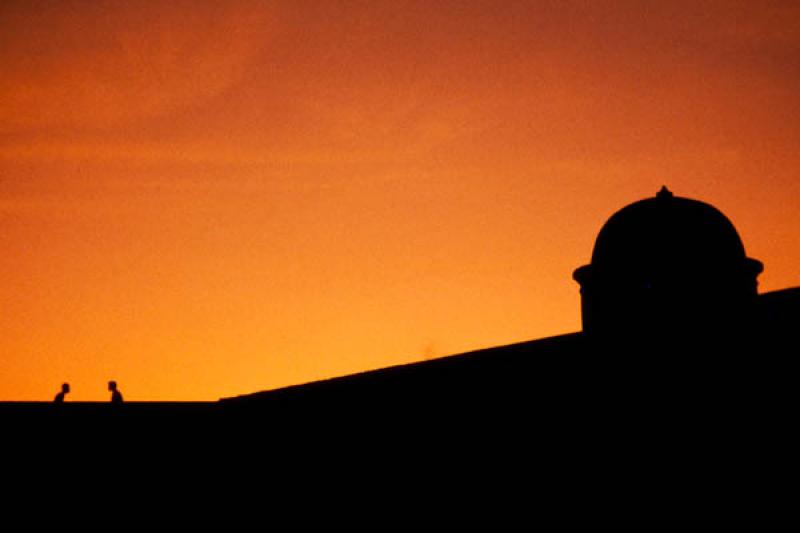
left=573, top=187, right=763, bottom=339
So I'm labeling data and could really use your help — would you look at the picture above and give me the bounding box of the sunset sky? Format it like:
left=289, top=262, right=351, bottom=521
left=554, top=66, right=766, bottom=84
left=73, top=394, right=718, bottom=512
left=2, top=0, right=798, bottom=401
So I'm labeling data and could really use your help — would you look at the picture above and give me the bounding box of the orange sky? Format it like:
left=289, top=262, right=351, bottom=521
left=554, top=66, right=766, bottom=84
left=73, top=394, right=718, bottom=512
left=2, top=0, right=798, bottom=401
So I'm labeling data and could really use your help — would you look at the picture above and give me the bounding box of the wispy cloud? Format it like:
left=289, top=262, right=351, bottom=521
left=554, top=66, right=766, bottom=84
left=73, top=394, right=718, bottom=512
left=0, top=1, right=274, bottom=131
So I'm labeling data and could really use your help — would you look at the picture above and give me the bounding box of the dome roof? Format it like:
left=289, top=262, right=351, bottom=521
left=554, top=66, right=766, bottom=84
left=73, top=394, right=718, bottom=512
left=572, top=187, right=764, bottom=337
left=574, top=187, right=763, bottom=285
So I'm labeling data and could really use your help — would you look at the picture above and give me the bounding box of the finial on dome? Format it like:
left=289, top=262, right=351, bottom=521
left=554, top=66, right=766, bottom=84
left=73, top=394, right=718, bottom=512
left=657, top=185, right=673, bottom=199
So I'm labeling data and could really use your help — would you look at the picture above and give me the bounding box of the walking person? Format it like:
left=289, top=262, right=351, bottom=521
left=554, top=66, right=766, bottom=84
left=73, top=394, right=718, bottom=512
left=108, top=380, right=123, bottom=404
left=54, top=383, right=70, bottom=403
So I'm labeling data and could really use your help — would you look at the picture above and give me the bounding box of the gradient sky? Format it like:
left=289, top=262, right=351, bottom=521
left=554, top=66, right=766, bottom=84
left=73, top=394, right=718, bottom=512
left=2, top=0, right=799, bottom=401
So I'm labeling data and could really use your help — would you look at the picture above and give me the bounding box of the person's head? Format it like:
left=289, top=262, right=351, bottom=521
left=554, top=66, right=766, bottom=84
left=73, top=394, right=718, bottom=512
left=61, top=383, right=70, bottom=393
left=108, top=380, right=117, bottom=392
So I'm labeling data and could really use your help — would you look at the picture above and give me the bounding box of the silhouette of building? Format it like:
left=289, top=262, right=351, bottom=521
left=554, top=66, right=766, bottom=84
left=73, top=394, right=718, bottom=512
left=4, top=187, right=794, bottom=514
left=3, top=188, right=798, bottom=433
left=223, top=187, right=798, bottom=421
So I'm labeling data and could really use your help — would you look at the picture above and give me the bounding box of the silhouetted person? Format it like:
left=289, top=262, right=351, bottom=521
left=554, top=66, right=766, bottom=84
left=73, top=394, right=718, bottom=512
left=54, top=383, right=70, bottom=403
left=108, top=380, right=123, bottom=404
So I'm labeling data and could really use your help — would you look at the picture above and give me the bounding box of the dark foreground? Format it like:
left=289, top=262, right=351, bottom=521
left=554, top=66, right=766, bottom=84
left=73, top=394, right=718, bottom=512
left=3, top=335, right=793, bottom=522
